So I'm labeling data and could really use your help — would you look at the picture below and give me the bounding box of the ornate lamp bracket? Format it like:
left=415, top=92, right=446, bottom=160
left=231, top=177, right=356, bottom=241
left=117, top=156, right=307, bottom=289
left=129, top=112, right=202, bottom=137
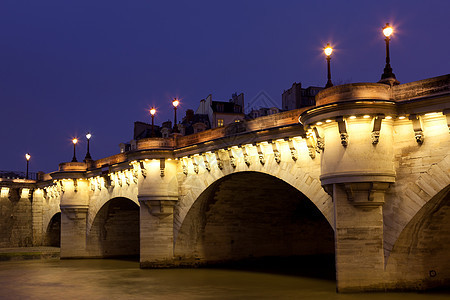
left=240, top=145, right=251, bottom=166
left=337, top=117, right=348, bottom=146
left=254, top=143, right=265, bottom=165
left=214, top=150, right=223, bottom=170
left=140, top=161, right=147, bottom=178
left=191, top=156, right=199, bottom=174
left=227, top=148, right=236, bottom=168
left=202, top=153, right=211, bottom=172
left=409, top=114, right=424, bottom=144
left=285, top=138, right=298, bottom=161
left=371, top=115, right=384, bottom=144
left=269, top=140, right=281, bottom=163
left=313, top=127, right=324, bottom=152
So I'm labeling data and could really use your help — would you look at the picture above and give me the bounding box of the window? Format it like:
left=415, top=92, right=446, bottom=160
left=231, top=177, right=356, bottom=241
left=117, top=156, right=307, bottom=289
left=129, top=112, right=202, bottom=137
left=217, top=119, right=224, bottom=127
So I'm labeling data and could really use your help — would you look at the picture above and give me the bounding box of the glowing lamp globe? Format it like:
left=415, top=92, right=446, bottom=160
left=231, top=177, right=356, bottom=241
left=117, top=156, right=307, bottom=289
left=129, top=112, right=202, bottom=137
left=383, top=23, right=393, bottom=37
left=324, top=44, right=333, bottom=57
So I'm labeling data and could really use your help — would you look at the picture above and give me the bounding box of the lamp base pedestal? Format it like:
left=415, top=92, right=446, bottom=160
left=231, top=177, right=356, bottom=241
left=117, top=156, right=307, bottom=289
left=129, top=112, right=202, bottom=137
left=378, top=77, right=399, bottom=86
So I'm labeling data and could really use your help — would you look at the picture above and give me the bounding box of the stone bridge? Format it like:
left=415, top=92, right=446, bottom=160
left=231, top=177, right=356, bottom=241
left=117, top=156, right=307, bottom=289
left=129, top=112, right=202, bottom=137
left=1, top=74, right=449, bottom=292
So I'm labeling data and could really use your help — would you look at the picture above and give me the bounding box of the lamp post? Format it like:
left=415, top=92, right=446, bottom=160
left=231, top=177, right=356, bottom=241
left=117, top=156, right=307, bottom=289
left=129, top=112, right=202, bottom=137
left=150, top=107, right=156, bottom=137
left=84, top=133, right=92, bottom=161
left=72, top=138, right=78, bottom=162
left=324, top=43, right=333, bottom=88
left=172, top=98, right=180, bottom=133
left=25, top=153, right=31, bottom=179
left=380, top=23, right=396, bottom=81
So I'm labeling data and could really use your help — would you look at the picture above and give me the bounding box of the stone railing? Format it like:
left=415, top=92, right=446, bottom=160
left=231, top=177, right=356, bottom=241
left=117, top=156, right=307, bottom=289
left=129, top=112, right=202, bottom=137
left=175, top=108, right=307, bottom=148
left=0, top=170, right=37, bottom=180
left=90, top=153, right=127, bottom=169
left=136, top=137, right=175, bottom=150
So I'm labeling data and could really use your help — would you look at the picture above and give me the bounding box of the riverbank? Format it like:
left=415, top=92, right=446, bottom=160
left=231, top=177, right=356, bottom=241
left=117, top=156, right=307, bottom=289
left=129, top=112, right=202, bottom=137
left=0, top=247, right=60, bottom=261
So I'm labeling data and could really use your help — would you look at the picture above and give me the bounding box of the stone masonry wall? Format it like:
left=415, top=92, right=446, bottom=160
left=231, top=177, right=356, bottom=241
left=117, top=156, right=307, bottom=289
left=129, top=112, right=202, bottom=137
left=0, top=192, right=33, bottom=247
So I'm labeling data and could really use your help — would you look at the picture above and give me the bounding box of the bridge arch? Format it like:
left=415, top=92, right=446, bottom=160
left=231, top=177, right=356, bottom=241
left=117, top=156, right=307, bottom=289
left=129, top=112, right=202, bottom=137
left=86, top=197, right=140, bottom=258
left=44, top=212, right=61, bottom=247
left=383, top=154, right=450, bottom=259
left=42, top=198, right=61, bottom=246
left=174, top=156, right=333, bottom=241
left=386, top=184, right=450, bottom=289
left=174, top=171, right=335, bottom=274
left=87, top=191, right=139, bottom=234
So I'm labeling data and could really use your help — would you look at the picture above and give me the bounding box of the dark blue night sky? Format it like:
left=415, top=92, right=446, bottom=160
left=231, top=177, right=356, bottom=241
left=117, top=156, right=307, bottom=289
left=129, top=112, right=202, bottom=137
left=1, top=0, right=449, bottom=172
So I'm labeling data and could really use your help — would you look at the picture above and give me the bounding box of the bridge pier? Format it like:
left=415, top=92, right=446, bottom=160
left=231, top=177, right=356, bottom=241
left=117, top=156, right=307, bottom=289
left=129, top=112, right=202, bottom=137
left=332, top=183, right=389, bottom=292
left=139, top=196, right=178, bottom=267
left=60, top=205, right=89, bottom=258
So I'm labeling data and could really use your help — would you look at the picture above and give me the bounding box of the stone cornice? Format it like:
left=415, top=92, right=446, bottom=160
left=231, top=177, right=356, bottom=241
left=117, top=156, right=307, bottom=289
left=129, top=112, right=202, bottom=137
left=299, top=100, right=396, bottom=127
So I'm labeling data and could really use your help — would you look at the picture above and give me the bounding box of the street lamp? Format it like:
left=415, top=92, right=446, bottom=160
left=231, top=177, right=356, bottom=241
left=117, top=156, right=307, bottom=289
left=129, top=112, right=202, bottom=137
left=25, top=153, right=31, bottom=179
left=150, top=107, right=156, bottom=137
left=84, top=133, right=92, bottom=161
left=380, top=23, right=397, bottom=82
left=72, top=138, right=78, bottom=162
left=172, top=98, right=180, bottom=133
left=324, top=43, right=333, bottom=88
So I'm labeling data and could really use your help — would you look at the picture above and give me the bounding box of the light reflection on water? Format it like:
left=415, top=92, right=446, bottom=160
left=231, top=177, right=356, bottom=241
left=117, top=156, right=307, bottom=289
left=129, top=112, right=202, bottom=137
left=0, top=259, right=449, bottom=300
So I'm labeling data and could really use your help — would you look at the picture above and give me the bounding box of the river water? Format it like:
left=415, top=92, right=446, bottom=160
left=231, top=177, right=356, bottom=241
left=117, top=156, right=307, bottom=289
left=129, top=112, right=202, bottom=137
left=1, top=259, right=449, bottom=300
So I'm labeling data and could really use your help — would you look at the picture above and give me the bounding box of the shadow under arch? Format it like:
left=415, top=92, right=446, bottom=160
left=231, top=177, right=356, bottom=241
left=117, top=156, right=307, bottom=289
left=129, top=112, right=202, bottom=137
left=386, top=184, right=450, bottom=290
left=174, top=171, right=335, bottom=279
left=45, top=212, right=61, bottom=247
left=87, top=197, right=139, bottom=258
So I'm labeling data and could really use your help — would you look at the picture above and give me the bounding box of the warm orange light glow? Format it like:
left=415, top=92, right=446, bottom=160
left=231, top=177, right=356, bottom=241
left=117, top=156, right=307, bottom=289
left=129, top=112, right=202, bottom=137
left=326, top=119, right=332, bottom=123
left=25, top=153, right=31, bottom=161
left=363, top=115, right=371, bottom=119
left=172, top=98, right=179, bottom=107
left=324, top=43, right=333, bottom=56
left=72, top=138, right=78, bottom=144
left=316, top=121, right=323, bottom=125
left=349, top=116, right=357, bottom=119
left=398, top=116, right=406, bottom=120
left=150, top=107, right=156, bottom=116
left=383, top=23, right=393, bottom=37
left=385, top=116, right=392, bottom=120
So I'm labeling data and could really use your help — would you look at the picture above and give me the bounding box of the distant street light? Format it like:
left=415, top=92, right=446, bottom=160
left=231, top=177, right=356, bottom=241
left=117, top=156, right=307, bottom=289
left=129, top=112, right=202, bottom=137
left=150, top=107, right=156, bottom=137
left=324, top=43, right=333, bottom=88
left=72, top=138, right=78, bottom=162
left=84, top=133, right=92, bottom=161
left=172, top=98, right=180, bottom=133
left=380, top=23, right=397, bottom=81
left=25, top=153, right=31, bottom=179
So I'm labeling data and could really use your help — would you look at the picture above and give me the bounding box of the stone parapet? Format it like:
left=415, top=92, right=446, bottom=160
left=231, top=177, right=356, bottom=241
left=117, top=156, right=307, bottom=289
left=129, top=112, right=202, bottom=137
left=316, top=82, right=392, bottom=106
left=393, top=74, right=450, bottom=101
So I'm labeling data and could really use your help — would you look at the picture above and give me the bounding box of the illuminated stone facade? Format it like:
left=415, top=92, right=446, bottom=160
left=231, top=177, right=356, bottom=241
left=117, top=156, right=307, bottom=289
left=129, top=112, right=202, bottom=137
left=0, top=74, right=449, bottom=292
